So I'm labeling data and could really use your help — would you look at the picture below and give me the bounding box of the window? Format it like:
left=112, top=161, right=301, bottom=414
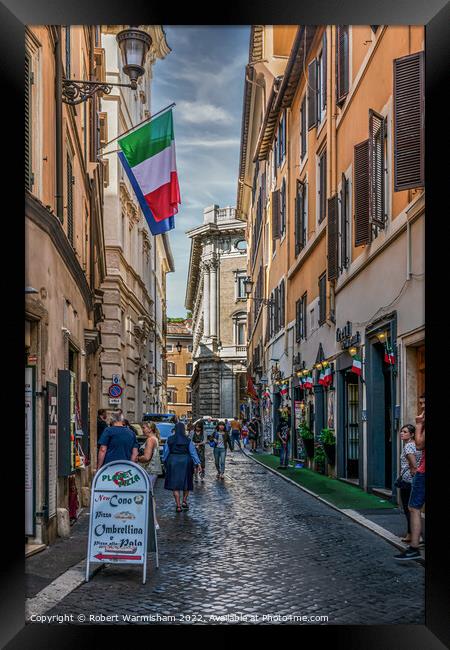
left=318, top=150, right=327, bottom=223
left=186, top=388, right=192, bottom=404
left=252, top=160, right=259, bottom=205
left=279, top=279, right=285, bottom=330
left=25, top=51, right=34, bottom=191
left=237, top=322, right=246, bottom=346
left=327, top=195, right=339, bottom=280
left=307, top=58, right=318, bottom=130
left=166, top=344, right=173, bottom=351
left=300, top=95, right=307, bottom=161
left=66, top=152, right=74, bottom=246
left=339, top=173, right=350, bottom=272
left=187, top=344, right=193, bottom=352
left=167, top=388, right=177, bottom=404
left=318, top=33, right=327, bottom=121
left=369, top=109, right=386, bottom=237
left=186, top=363, right=193, bottom=375
left=336, top=26, right=349, bottom=104
left=273, top=138, right=277, bottom=180
left=295, top=292, right=307, bottom=341
left=237, top=274, right=246, bottom=299
left=295, top=180, right=307, bottom=256
left=393, top=51, right=424, bottom=190
left=167, top=362, right=176, bottom=375
left=280, top=178, right=286, bottom=236
left=318, top=273, right=327, bottom=325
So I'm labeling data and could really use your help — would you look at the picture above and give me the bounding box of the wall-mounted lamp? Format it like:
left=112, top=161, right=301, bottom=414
left=62, top=26, right=152, bottom=105
left=175, top=341, right=182, bottom=354
left=376, top=331, right=388, bottom=343
left=349, top=347, right=358, bottom=356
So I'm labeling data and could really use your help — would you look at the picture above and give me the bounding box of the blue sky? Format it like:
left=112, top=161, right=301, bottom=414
left=151, top=26, right=250, bottom=317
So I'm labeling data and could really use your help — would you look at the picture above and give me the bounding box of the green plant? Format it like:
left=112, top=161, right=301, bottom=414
left=298, top=423, right=313, bottom=439
left=314, top=445, right=326, bottom=464
left=320, top=428, right=336, bottom=445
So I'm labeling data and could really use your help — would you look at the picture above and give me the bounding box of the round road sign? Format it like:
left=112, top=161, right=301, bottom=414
left=108, top=384, right=123, bottom=398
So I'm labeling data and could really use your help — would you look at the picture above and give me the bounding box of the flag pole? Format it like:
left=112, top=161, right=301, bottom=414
left=99, top=102, right=176, bottom=151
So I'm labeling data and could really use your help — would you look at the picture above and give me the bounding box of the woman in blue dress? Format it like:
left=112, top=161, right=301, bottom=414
left=162, top=422, right=202, bottom=512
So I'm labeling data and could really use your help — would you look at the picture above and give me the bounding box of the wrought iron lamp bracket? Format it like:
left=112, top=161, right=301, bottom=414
left=62, top=79, right=135, bottom=105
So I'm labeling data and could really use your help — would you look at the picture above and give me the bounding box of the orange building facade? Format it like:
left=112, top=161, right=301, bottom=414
left=238, top=25, right=425, bottom=498
left=166, top=319, right=194, bottom=420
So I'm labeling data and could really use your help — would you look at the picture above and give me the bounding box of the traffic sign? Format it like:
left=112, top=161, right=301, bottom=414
left=109, top=397, right=121, bottom=405
left=112, top=374, right=120, bottom=385
left=108, top=384, right=123, bottom=398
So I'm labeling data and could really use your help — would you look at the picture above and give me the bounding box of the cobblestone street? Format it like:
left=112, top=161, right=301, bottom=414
left=40, top=448, right=424, bottom=625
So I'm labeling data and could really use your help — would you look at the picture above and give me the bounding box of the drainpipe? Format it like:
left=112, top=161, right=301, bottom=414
left=55, top=26, right=63, bottom=221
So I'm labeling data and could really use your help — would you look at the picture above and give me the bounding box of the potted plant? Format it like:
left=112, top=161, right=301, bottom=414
left=299, top=423, right=315, bottom=459
left=320, top=428, right=336, bottom=465
left=313, top=445, right=327, bottom=474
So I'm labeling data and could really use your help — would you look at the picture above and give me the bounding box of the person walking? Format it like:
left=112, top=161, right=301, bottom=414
left=229, top=416, right=242, bottom=451
left=212, top=421, right=231, bottom=479
left=137, top=422, right=162, bottom=530
left=97, top=409, right=108, bottom=445
left=162, top=421, right=201, bottom=512
left=97, top=412, right=139, bottom=468
left=395, top=424, right=422, bottom=543
left=248, top=418, right=258, bottom=452
left=276, top=415, right=291, bottom=469
left=394, top=410, right=426, bottom=561
left=192, top=422, right=206, bottom=481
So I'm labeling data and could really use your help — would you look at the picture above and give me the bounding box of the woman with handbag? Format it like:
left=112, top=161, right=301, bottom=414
left=396, top=424, right=422, bottom=543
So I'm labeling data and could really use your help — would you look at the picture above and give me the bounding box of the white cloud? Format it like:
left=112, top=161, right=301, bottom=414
left=176, top=100, right=233, bottom=125
left=177, top=137, right=240, bottom=148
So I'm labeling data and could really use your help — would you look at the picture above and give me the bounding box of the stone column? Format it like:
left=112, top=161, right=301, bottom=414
left=210, top=258, right=218, bottom=339
left=202, top=262, right=210, bottom=338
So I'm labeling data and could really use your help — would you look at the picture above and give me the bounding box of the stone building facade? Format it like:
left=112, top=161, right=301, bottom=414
left=25, top=26, right=106, bottom=549
left=99, top=26, right=174, bottom=422
left=185, top=206, right=248, bottom=420
left=166, top=319, right=193, bottom=419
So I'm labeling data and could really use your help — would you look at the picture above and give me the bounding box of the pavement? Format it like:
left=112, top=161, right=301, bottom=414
left=24, top=446, right=425, bottom=625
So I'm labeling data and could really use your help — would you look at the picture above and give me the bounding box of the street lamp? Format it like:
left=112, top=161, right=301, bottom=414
left=175, top=341, right=182, bottom=354
left=62, top=26, right=152, bottom=105
left=243, top=276, right=274, bottom=307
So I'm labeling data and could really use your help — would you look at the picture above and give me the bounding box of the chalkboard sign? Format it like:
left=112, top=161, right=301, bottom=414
left=86, top=461, right=158, bottom=584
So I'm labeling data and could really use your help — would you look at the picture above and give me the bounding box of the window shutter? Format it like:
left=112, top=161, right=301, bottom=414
left=354, top=139, right=371, bottom=246
left=336, top=26, right=349, bottom=104
left=369, top=109, right=386, bottom=227
left=327, top=195, right=338, bottom=280
left=322, top=32, right=327, bottom=111
left=25, top=53, right=33, bottom=190
left=280, top=280, right=285, bottom=327
left=295, top=180, right=305, bottom=256
left=319, top=151, right=327, bottom=223
left=295, top=299, right=300, bottom=341
left=294, top=194, right=299, bottom=256
left=340, top=173, right=348, bottom=270
left=393, top=51, right=424, bottom=191
left=307, top=59, right=318, bottom=129
left=318, top=274, right=326, bottom=325
left=67, top=154, right=74, bottom=246
left=272, top=190, right=280, bottom=239
left=300, top=96, right=307, bottom=158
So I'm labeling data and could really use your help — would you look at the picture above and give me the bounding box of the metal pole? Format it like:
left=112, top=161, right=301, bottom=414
left=100, top=102, right=176, bottom=151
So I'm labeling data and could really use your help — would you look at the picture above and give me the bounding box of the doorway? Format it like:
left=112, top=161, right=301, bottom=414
left=344, top=370, right=360, bottom=480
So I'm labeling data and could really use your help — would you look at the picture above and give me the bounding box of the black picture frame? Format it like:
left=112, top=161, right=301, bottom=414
left=3, top=0, right=449, bottom=647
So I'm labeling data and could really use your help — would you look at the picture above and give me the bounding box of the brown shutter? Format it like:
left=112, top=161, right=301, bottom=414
left=307, top=59, right=318, bottom=129
left=354, top=139, right=371, bottom=246
left=369, top=109, right=386, bottom=227
left=340, top=173, right=348, bottom=269
left=394, top=51, right=424, bottom=191
left=272, top=190, right=280, bottom=239
left=336, top=26, right=349, bottom=104
left=327, top=195, right=338, bottom=280
left=322, top=31, right=327, bottom=110
left=67, top=154, right=74, bottom=245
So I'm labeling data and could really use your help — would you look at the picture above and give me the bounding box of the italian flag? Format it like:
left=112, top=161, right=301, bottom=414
left=323, top=365, right=332, bottom=386
left=318, top=367, right=325, bottom=385
left=118, top=109, right=180, bottom=234
left=384, top=341, right=395, bottom=365
left=280, top=384, right=288, bottom=396
left=351, top=355, right=362, bottom=376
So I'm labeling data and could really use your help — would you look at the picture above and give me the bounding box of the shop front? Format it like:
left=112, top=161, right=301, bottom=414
left=336, top=352, right=363, bottom=484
